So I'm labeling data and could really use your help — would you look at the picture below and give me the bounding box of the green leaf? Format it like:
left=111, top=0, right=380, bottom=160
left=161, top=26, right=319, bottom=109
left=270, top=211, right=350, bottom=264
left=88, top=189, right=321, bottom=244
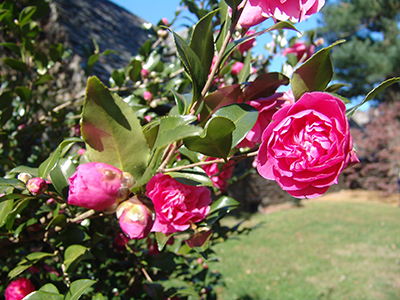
left=170, top=90, right=192, bottom=115
left=346, top=77, right=400, bottom=117
left=0, top=178, right=25, bottom=189
left=9, top=252, right=54, bottom=279
left=46, top=214, right=67, bottom=230
left=64, top=245, right=89, bottom=273
left=64, top=279, right=96, bottom=300
left=81, top=76, right=150, bottom=179
left=243, top=72, right=290, bottom=101
left=325, top=83, right=351, bottom=94
left=49, top=43, right=64, bottom=62
left=199, top=84, right=242, bottom=122
left=91, top=293, right=105, bottom=300
left=39, top=283, right=60, bottom=294
left=171, top=30, right=206, bottom=104
left=189, top=9, right=218, bottom=77
left=49, top=158, right=77, bottom=200
left=18, top=6, right=36, bottom=26
left=5, top=166, right=38, bottom=178
left=24, top=291, right=63, bottom=300
left=224, top=0, right=242, bottom=10
left=34, top=51, right=48, bottom=75
left=87, top=53, right=99, bottom=68
left=155, top=232, right=175, bottom=251
left=0, top=42, right=21, bottom=56
left=6, top=197, right=31, bottom=230
left=167, top=167, right=214, bottom=187
left=15, top=86, right=32, bottom=103
left=38, top=137, right=82, bottom=179
left=291, top=39, right=345, bottom=100
left=111, top=69, right=125, bottom=87
left=128, top=59, right=142, bottom=82
left=2, top=58, right=28, bottom=72
left=213, top=103, right=258, bottom=147
left=238, top=52, right=252, bottom=83
left=0, top=200, right=13, bottom=228
left=35, top=74, right=53, bottom=85
left=216, top=0, right=230, bottom=52
left=184, top=117, right=235, bottom=159
left=205, top=196, right=240, bottom=225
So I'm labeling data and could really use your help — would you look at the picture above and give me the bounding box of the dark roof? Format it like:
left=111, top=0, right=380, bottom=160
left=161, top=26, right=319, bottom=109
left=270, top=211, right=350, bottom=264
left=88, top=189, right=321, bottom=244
left=52, top=0, right=149, bottom=83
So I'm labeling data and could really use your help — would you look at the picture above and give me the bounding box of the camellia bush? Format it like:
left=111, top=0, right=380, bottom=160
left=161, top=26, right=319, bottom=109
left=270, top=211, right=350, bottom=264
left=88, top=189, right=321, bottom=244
left=1, top=0, right=400, bottom=299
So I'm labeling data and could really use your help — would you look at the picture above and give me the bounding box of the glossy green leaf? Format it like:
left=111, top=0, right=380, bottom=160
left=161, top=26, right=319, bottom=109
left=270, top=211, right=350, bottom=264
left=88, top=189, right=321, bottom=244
left=128, top=59, right=142, bottom=82
left=8, top=252, right=54, bottom=279
left=199, top=84, right=241, bottom=122
left=143, top=51, right=161, bottom=72
left=213, top=103, right=258, bottom=147
left=184, top=116, right=235, bottom=159
left=0, top=178, right=25, bottom=189
left=92, top=293, right=106, bottom=300
left=205, top=195, right=240, bottom=225
left=24, top=291, right=63, bottom=300
left=0, top=90, right=13, bottom=110
left=64, top=245, right=89, bottom=273
left=291, top=40, right=345, bottom=100
left=5, top=165, right=38, bottom=178
left=46, top=214, right=67, bottom=230
left=190, top=9, right=218, bottom=77
left=49, top=157, right=77, bottom=200
left=39, top=283, right=60, bottom=294
left=6, top=197, right=31, bottom=230
left=346, top=77, right=400, bottom=117
left=156, top=232, right=175, bottom=251
left=35, top=74, right=53, bottom=85
left=167, top=167, right=214, bottom=187
left=64, top=279, right=96, bottom=300
left=2, top=58, right=28, bottom=72
left=81, top=76, right=150, bottom=179
left=87, top=53, right=99, bottom=69
left=171, top=30, right=206, bottom=103
left=38, top=137, right=82, bottom=179
left=216, top=0, right=230, bottom=52
left=243, top=72, right=290, bottom=101
left=0, top=200, right=13, bottom=228
left=224, top=0, right=242, bottom=10
left=170, top=90, right=192, bottom=115
left=111, top=69, right=124, bottom=87
left=238, top=52, right=251, bottom=83
left=325, top=83, right=351, bottom=94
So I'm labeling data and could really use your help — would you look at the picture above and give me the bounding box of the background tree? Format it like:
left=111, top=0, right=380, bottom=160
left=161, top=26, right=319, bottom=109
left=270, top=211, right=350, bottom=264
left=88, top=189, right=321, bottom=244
left=318, top=0, right=400, bottom=102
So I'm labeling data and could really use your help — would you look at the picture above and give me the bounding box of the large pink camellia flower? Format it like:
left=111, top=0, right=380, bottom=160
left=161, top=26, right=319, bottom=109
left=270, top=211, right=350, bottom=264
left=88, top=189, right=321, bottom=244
left=238, top=0, right=325, bottom=27
left=68, top=162, right=122, bottom=211
left=5, top=278, right=35, bottom=300
left=146, top=173, right=211, bottom=234
left=238, top=92, right=293, bottom=148
left=257, top=92, right=359, bottom=199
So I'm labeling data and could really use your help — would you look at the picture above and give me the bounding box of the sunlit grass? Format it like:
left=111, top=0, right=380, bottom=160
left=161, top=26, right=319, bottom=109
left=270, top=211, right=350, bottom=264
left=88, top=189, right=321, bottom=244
left=211, top=200, right=400, bottom=300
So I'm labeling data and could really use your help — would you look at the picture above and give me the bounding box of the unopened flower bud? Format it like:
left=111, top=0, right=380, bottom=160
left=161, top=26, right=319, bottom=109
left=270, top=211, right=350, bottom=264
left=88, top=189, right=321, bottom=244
left=77, top=148, right=86, bottom=155
left=140, top=68, right=149, bottom=78
left=161, top=17, right=169, bottom=25
left=17, top=173, right=32, bottom=184
left=117, top=195, right=155, bottom=239
left=121, top=172, right=135, bottom=189
left=157, top=29, right=168, bottom=39
left=27, top=177, right=47, bottom=196
left=143, top=91, right=153, bottom=101
left=116, top=187, right=130, bottom=203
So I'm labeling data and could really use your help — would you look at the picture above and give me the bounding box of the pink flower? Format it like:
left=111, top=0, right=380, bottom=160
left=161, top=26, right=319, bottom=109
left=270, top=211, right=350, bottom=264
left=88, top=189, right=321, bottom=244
left=239, top=0, right=325, bottom=26
left=5, top=278, right=35, bottom=300
left=68, top=162, right=122, bottom=211
left=141, top=68, right=149, bottom=78
left=282, top=41, right=316, bottom=62
left=257, top=92, right=359, bottom=198
left=143, top=91, right=153, bottom=101
left=77, top=148, right=86, bottom=155
left=26, top=177, right=47, bottom=196
left=238, top=93, right=288, bottom=148
left=146, top=173, right=211, bottom=234
left=238, top=30, right=256, bottom=54
left=202, top=158, right=234, bottom=192
left=117, top=196, right=155, bottom=239
left=231, top=62, right=244, bottom=75
left=161, top=17, right=169, bottom=25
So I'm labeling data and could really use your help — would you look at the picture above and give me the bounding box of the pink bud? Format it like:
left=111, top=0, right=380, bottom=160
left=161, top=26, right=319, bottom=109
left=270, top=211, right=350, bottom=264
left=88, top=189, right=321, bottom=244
left=161, top=18, right=168, bottom=25
left=5, top=278, right=35, bottom=300
left=141, top=68, right=149, bottom=78
left=77, top=148, right=86, bottom=155
left=231, top=62, right=244, bottom=76
left=68, top=162, right=123, bottom=211
left=143, top=91, right=153, bottom=101
left=17, top=173, right=32, bottom=184
left=26, top=178, right=47, bottom=196
left=117, top=195, right=155, bottom=240
left=144, top=115, right=152, bottom=123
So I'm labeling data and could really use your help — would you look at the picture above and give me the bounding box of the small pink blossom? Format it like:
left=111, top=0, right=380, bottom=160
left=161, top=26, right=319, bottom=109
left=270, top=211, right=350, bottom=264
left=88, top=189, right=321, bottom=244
left=141, top=68, right=149, bottom=78
left=232, top=62, right=244, bottom=75
left=161, top=18, right=169, bottom=25
left=146, top=173, right=211, bottom=234
left=257, top=92, right=359, bottom=198
left=77, top=148, right=86, bottom=155
left=117, top=196, right=154, bottom=240
left=143, top=91, right=153, bottom=101
left=282, top=41, right=315, bottom=62
left=68, top=162, right=122, bottom=211
left=202, top=158, right=234, bottom=192
left=26, top=177, right=47, bottom=196
left=5, top=278, right=35, bottom=300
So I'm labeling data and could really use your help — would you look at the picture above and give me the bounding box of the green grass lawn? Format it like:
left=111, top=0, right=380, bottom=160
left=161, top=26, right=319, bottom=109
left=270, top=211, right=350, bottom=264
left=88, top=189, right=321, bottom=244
left=210, top=200, right=400, bottom=300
